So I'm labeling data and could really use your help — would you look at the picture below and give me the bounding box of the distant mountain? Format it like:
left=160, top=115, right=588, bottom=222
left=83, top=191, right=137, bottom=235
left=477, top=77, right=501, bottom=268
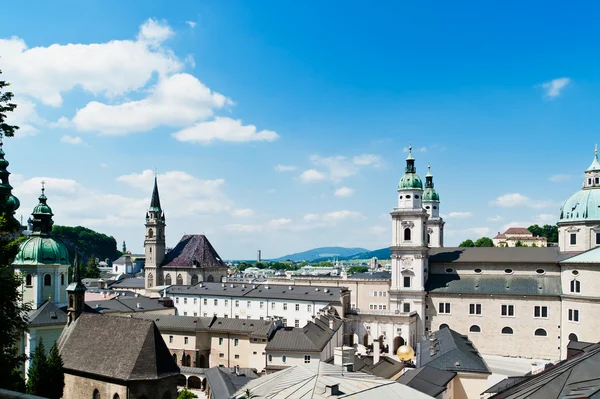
left=271, top=246, right=369, bottom=262
left=313, top=247, right=391, bottom=262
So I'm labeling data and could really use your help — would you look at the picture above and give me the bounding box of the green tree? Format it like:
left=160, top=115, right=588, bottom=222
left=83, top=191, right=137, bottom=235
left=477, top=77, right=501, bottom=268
left=528, top=224, right=558, bottom=243
left=26, top=339, right=49, bottom=397
left=47, top=343, right=65, bottom=399
left=459, top=239, right=475, bottom=247
left=0, top=69, right=19, bottom=138
left=85, top=254, right=101, bottom=278
left=515, top=240, right=524, bottom=247
left=177, top=388, right=198, bottom=399
left=347, top=266, right=369, bottom=274
left=474, top=237, right=494, bottom=247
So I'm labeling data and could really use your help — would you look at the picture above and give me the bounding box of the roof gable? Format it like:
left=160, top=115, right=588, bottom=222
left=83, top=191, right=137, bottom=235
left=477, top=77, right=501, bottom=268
left=29, top=300, right=67, bottom=327
left=162, top=234, right=226, bottom=269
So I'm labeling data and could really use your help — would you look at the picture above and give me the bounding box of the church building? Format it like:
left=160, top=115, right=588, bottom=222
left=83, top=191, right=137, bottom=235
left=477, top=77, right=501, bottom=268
left=144, top=177, right=229, bottom=290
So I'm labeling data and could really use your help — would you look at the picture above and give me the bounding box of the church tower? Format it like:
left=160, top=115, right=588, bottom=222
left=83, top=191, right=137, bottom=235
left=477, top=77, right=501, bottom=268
left=423, top=164, right=444, bottom=248
left=144, top=176, right=166, bottom=289
left=66, top=252, right=86, bottom=325
left=390, top=145, right=429, bottom=340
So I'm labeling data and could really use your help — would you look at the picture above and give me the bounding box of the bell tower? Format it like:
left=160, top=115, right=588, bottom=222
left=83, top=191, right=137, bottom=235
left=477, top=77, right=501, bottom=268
left=390, top=145, right=429, bottom=339
left=144, top=175, right=166, bottom=289
left=66, top=252, right=86, bottom=325
left=423, top=164, right=444, bottom=248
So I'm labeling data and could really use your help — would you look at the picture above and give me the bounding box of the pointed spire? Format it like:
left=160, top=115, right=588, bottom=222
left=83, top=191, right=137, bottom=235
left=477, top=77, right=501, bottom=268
left=73, top=251, right=81, bottom=284
left=31, top=182, right=54, bottom=235
left=405, top=143, right=416, bottom=173
left=425, top=164, right=434, bottom=188
left=406, top=143, right=415, bottom=161
left=149, top=175, right=162, bottom=213
left=587, top=144, right=600, bottom=172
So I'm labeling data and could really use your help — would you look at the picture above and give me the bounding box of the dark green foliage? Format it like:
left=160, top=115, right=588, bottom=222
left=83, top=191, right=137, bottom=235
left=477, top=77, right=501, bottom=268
left=0, top=70, right=19, bottom=138
left=347, top=266, right=369, bottom=274
left=459, top=239, right=476, bottom=247
left=52, top=225, right=121, bottom=266
left=85, top=254, right=101, bottom=278
left=474, top=237, right=494, bottom=247
left=528, top=224, right=558, bottom=243
left=515, top=240, right=524, bottom=247
left=26, top=339, right=48, bottom=396
left=47, top=343, right=65, bottom=399
left=177, top=388, right=198, bottom=399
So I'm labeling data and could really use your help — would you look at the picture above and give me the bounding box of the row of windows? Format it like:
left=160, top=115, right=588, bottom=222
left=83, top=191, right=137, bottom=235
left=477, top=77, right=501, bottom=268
left=464, top=325, right=549, bottom=336
left=567, top=232, right=600, bottom=245
left=439, top=303, right=581, bottom=322
left=176, top=297, right=313, bottom=312
left=369, top=304, right=388, bottom=310
left=24, top=273, right=66, bottom=287
left=371, top=291, right=387, bottom=297
left=265, top=354, right=311, bottom=364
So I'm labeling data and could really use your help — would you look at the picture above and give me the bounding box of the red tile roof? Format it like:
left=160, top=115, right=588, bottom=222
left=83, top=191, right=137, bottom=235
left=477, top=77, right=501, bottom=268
left=504, top=227, right=532, bottom=235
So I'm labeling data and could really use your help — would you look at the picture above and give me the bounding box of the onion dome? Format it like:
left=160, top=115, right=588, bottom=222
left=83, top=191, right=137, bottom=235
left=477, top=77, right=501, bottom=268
left=559, top=146, right=600, bottom=223
left=398, top=145, right=423, bottom=191
left=0, top=135, right=20, bottom=229
left=12, top=183, right=70, bottom=266
left=422, top=164, right=440, bottom=202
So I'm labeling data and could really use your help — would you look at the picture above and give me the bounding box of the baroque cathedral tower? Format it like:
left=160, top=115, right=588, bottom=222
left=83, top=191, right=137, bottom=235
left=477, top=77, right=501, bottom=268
left=144, top=176, right=166, bottom=289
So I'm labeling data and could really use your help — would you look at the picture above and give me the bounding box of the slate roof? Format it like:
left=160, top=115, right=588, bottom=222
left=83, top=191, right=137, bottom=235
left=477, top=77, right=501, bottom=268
left=161, top=234, right=227, bottom=269
left=396, top=365, right=456, bottom=397
left=483, top=376, right=529, bottom=394
left=205, top=367, right=259, bottom=399
left=111, top=277, right=146, bottom=288
left=425, top=274, right=561, bottom=296
left=167, top=282, right=346, bottom=304
left=266, top=315, right=341, bottom=352
left=209, top=318, right=275, bottom=337
left=132, top=314, right=214, bottom=332
left=560, top=246, right=600, bottom=263
left=349, top=271, right=391, bottom=280
left=28, top=300, right=67, bottom=328
left=57, top=313, right=180, bottom=381
left=369, top=357, right=405, bottom=379
left=233, top=361, right=434, bottom=399
left=86, top=295, right=173, bottom=314
left=113, top=255, right=133, bottom=265
left=416, top=328, right=490, bottom=374
left=428, top=247, right=570, bottom=264
left=490, top=342, right=600, bottom=398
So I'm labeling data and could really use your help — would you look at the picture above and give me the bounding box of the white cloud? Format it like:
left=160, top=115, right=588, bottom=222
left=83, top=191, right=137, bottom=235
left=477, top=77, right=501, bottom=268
left=548, top=174, right=571, bottom=182
left=275, top=165, right=297, bottom=172
left=173, top=117, right=279, bottom=144
left=60, top=135, right=83, bottom=145
left=268, top=218, right=292, bottom=227
left=299, top=169, right=327, bottom=183
left=50, top=116, right=71, bottom=129
left=444, top=211, right=473, bottom=219
left=536, top=213, right=556, bottom=223
left=539, top=77, right=571, bottom=98
left=334, top=187, right=354, bottom=197
left=502, top=214, right=556, bottom=232
left=0, top=18, right=182, bottom=107
left=486, top=215, right=503, bottom=222
left=73, top=74, right=231, bottom=135
left=232, top=208, right=255, bottom=217
left=186, top=21, right=197, bottom=28
left=446, top=227, right=491, bottom=239
left=303, top=213, right=320, bottom=222
left=304, top=210, right=364, bottom=223
left=4, top=96, right=42, bottom=137
left=489, top=193, right=556, bottom=209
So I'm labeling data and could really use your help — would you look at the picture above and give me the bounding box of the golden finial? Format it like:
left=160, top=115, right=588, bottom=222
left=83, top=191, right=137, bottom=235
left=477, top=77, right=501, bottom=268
left=595, top=144, right=598, bottom=155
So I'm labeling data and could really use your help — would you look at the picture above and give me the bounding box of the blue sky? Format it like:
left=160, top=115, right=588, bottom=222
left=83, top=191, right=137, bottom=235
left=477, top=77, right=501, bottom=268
left=1, top=1, right=599, bottom=259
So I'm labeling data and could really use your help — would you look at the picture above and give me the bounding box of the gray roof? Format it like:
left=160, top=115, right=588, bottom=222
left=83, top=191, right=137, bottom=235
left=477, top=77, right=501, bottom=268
left=350, top=271, right=391, bottom=279
left=233, top=361, right=434, bottom=399
left=131, top=314, right=277, bottom=338
left=425, top=274, right=561, bottom=296
left=28, top=300, right=67, bottom=328
left=86, top=295, right=173, bottom=313
left=110, top=277, right=146, bottom=288
left=162, top=234, right=227, bottom=269
left=483, top=376, right=529, bottom=394
left=167, top=282, right=345, bottom=303
left=57, top=313, right=180, bottom=381
left=490, top=342, right=600, bottom=398
left=113, top=255, right=133, bottom=265
left=369, top=357, right=405, bottom=379
left=266, top=315, right=341, bottom=352
left=205, top=367, right=259, bottom=399
left=416, top=328, right=491, bottom=374
left=428, top=247, right=571, bottom=264
left=396, top=365, right=456, bottom=397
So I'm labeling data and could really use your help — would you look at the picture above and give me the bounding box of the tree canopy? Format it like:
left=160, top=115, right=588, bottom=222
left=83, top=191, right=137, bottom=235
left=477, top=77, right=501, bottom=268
left=347, top=266, right=369, bottom=274
left=52, top=225, right=121, bottom=265
left=0, top=69, right=19, bottom=137
left=458, top=239, right=475, bottom=247
left=474, top=237, right=494, bottom=247
left=177, top=388, right=198, bottom=399
left=528, top=224, right=558, bottom=243
left=26, top=340, right=64, bottom=399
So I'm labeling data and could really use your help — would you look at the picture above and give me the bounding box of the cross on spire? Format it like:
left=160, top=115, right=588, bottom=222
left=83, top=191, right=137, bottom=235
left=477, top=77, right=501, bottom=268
left=595, top=143, right=598, bottom=155
left=41, top=180, right=46, bottom=194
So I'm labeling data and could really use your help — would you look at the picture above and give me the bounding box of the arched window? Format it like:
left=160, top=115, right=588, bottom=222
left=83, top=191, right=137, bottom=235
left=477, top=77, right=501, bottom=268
left=569, top=333, right=578, bottom=342
left=534, top=328, right=547, bottom=336
left=93, top=389, right=100, bottom=399
left=25, top=274, right=32, bottom=286
left=182, top=354, right=191, bottom=366
left=501, top=327, right=513, bottom=335
left=427, top=234, right=431, bottom=244
left=148, top=228, right=154, bottom=238
left=191, top=275, right=199, bottom=285
left=439, top=324, right=449, bottom=330
left=176, top=274, right=183, bottom=285
left=147, top=273, right=153, bottom=288
left=469, top=325, right=481, bottom=333
left=404, top=228, right=411, bottom=241
left=44, top=274, right=51, bottom=286
left=61, top=273, right=65, bottom=286
left=113, top=394, right=120, bottom=399
left=570, top=279, right=581, bottom=293
left=69, top=295, right=74, bottom=308
left=206, top=275, right=214, bottom=282
left=165, top=274, right=172, bottom=285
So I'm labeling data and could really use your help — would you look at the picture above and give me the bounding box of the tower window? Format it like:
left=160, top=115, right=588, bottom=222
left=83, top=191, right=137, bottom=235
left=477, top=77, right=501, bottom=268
left=596, top=177, right=599, bottom=184
left=596, top=232, right=600, bottom=245
left=404, top=228, right=411, bottom=241
left=25, top=274, right=32, bottom=286
left=414, top=195, right=419, bottom=199
left=148, top=273, right=154, bottom=288
left=44, top=274, right=51, bottom=286
left=61, top=273, right=65, bottom=286
left=403, top=276, right=411, bottom=288
left=433, top=206, right=437, bottom=209
left=570, top=233, right=577, bottom=245
left=165, top=274, right=172, bottom=285
left=148, top=228, right=154, bottom=238
left=405, top=195, right=411, bottom=199
left=176, top=274, right=183, bottom=285
left=570, top=279, right=581, bottom=293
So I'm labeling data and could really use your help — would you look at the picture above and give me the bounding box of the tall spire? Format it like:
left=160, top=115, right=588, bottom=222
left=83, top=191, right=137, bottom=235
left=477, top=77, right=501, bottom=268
left=586, top=144, right=600, bottom=172
left=425, top=163, right=434, bottom=188
left=149, top=175, right=162, bottom=213
left=405, top=144, right=416, bottom=174
left=73, top=251, right=81, bottom=284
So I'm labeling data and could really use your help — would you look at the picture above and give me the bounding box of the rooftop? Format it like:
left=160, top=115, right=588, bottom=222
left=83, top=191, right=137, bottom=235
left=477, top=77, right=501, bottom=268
left=86, top=295, right=173, bottom=313
left=425, top=274, right=561, bottom=296
left=162, top=234, right=227, bottom=269
left=205, top=367, right=259, bottom=399
left=110, top=277, right=146, bottom=288
left=28, top=300, right=67, bottom=328
left=428, top=247, right=571, bottom=264
left=416, top=327, right=491, bottom=375
left=396, top=365, right=456, bottom=398
left=266, top=315, right=341, bottom=352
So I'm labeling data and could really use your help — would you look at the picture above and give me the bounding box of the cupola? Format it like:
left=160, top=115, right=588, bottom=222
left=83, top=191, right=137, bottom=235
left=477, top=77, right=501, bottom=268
left=398, top=145, right=423, bottom=191
left=422, top=164, right=440, bottom=202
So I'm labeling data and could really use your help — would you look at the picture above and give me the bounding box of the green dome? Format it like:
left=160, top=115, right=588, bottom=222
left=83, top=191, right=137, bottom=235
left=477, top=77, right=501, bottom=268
left=6, top=194, right=20, bottom=212
left=13, top=236, right=70, bottom=265
left=423, top=188, right=440, bottom=202
left=559, top=188, right=600, bottom=223
left=398, top=174, right=423, bottom=190
left=32, top=194, right=52, bottom=215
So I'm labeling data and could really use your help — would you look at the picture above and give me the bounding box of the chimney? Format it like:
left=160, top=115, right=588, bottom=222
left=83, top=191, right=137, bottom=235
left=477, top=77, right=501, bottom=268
left=325, top=384, right=340, bottom=396
left=136, top=303, right=141, bottom=309
left=373, top=340, right=380, bottom=364
left=334, top=347, right=355, bottom=370
left=235, top=365, right=240, bottom=375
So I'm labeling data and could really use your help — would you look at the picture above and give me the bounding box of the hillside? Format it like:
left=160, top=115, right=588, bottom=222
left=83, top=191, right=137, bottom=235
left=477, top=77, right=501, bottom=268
left=271, top=246, right=369, bottom=262
left=52, top=225, right=122, bottom=265
left=313, top=247, right=391, bottom=262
